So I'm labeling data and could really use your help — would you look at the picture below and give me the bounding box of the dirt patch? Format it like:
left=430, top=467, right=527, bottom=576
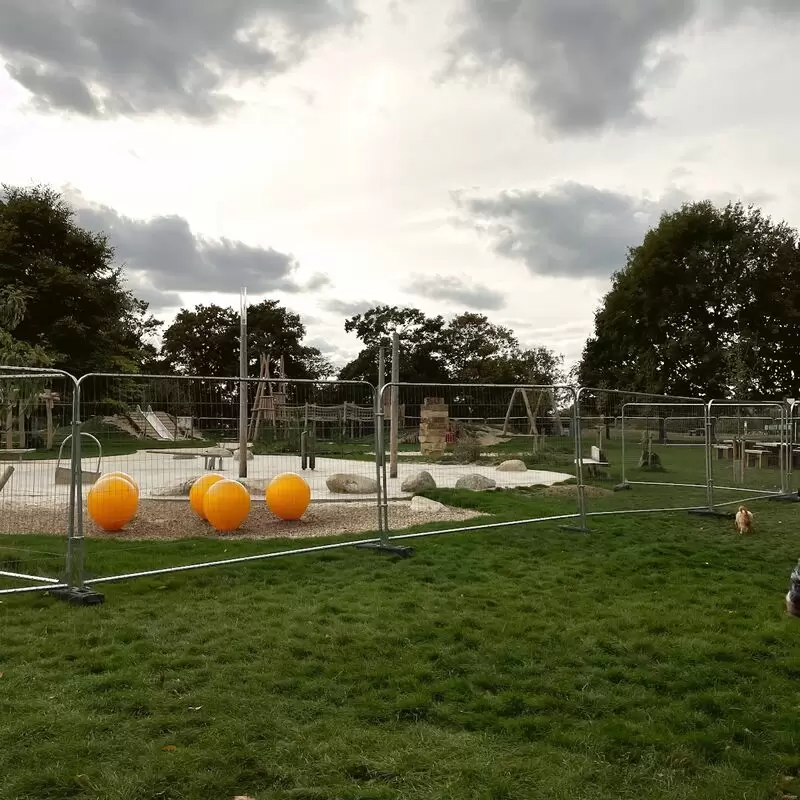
left=541, top=484, right=613, bottom=498
left=0, top=499, right=484, bottom=540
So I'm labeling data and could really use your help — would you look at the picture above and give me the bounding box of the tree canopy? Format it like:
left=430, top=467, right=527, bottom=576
left=161, top=300, right=333, bottom=380
left=0, top=184, right=160, bottom=375
left=339, top=306, right=564, bottom=386
left=578, top=201, right=800, bottom=399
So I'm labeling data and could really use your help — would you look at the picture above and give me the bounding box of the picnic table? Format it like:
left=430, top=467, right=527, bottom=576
left=575, top=457, right=609, bottom=478
left=0, top=448, right=35, bottom=462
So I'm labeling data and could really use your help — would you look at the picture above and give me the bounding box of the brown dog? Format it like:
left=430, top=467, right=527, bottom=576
left=734, top=505, right=754, bottom=534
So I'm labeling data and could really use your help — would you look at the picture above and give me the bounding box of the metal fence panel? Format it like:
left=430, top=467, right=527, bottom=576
left=73, top=373, right=382, bottom=580
left=376, top=381, right=581, bottom=535
left=0, top=369, right=77, bottom=594
left=707, top=401, right=789, bottom=503
left=575, top=388, right=710, bottom=520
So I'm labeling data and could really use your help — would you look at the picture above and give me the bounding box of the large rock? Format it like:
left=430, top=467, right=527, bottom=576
left=455, top=474, right=497, bottom=491
left=496, top=459, right=527, bottom=472
left=401, top=470, right=436, bottom=493
left=410, top=495, right=447, bottom=514
left=326, top=473, right=378, bottom=494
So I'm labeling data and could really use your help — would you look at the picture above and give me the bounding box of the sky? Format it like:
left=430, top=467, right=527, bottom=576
left=1, top=0, right=799, bottom=372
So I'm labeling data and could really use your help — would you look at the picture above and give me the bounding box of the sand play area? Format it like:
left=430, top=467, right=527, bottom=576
left=0, top=452, right=572, bottom=539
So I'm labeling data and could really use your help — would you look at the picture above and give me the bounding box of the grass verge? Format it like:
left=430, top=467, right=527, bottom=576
left=1, top=488, right=799, bottom=800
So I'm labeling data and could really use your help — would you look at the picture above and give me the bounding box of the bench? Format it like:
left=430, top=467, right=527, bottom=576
left=744, top=449, right=776, bottom=469
left=575, top=457, right=610, bottom=478
left=0, top=448, right=35, bottom=462
left=713, top=444, right=734, bottom=460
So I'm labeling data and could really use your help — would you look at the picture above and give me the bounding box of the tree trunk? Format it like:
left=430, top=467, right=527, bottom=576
left=46, top=399, right=54, bottom=450
left=5, top=405, right=13, bottom=449
left=17, top=400, right=25, bottom=448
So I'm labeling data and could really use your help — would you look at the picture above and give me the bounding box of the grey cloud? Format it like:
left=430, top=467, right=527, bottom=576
left=406, top=274, right=505, bottom=310
left=445, top=0, right=798, bottom=135
left=454, top=182, right=687, bottom=279
left=322, top=298, right=381, bottom=316
left=0, top=0, right=362, bottom=119
left=124, top=275, right=183, bottom=313
left=72, top=199, right=323, bottom=297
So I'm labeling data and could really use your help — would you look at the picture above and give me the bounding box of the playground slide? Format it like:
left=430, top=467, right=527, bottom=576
left=140, top=406, right=175, bottom=440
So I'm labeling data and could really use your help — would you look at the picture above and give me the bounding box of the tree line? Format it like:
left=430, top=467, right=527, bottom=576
left=3, top=183, right=799, bottom=401
left=0, top=185, right=565, bottom=390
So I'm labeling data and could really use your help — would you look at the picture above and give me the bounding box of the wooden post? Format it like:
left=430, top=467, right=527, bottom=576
left=502, top=388, right=517, bottom=436
left=238, top=288, right=248, bottom=479
left=389, top=331, right=400, bottom=479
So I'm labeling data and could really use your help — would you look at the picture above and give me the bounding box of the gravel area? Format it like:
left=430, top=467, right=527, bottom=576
left=0, top=499, right=484, bottom=540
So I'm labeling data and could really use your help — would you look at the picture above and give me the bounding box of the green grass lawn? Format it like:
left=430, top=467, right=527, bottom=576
left=1, top=486, right=799, bottom=800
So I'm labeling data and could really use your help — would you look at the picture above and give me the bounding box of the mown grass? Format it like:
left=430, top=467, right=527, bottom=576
left=1, top=486, right=799, bottom=800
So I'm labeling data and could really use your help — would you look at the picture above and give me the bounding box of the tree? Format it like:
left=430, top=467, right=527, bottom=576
left=338, top=306, right=449, bottom=384
left=0, top=184, right=160, bottom=375
left=339, top=306, right=564, bottom=386
left=0, top=288, right=53, bottom=448
left=578, top=201, right=800, bottom=399
left=161, top=300, right=333, bottom=380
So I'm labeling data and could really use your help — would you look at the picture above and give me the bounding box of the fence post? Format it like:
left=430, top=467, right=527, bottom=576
left=358, top=368, right=413, bottom=557
left=50, top=375, right=104, bottom=605
left=562, top=387, right=588, bottom=533
left=705, top=401, right=714, bottom=512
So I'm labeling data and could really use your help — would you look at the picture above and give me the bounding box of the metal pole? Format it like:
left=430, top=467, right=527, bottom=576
left=389, top=331, right=400, bottom=479
left=573, top=388, right=587, bottom=530
left=373, top=356, right=384, bottom=535
left=238, top=288, right=248, bottom=479
left=376, top=346, right=389, bottom=537
left=705, top=402, right=714, bottom=511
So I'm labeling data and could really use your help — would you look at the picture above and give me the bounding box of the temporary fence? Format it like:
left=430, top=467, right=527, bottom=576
left=706, top=400, right=790, bottom=505
left=374, top=381, right=581, bottom=539
left=0, top=366, right=82, bottom=595
left=2, top=363, right=798, bottom=602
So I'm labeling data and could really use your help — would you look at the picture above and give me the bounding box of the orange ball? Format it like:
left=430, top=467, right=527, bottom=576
left=189, top=473, right=224, bottom=519
left=203, top=479, right=251, bottom=532
left=266, top=472, right=311, bottom=521
left=102, top=471, right=139, bottom=501
left=87, top=475, right=139, bottom=532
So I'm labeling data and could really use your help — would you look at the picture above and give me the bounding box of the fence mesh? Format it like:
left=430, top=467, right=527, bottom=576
left=5, top=359, right=797, bottom=593
left=375, top=382, right=580, bottom=533
left=72, top=375, right=382, bottom=574
left=707, top=402, right=788, bottom=500
left=0, top=372, right=74, bottom=590
left=576, top=389, right=709, bottom=517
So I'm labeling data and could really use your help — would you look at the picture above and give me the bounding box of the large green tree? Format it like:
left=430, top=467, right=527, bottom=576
left=578, top=201, right=800, bottom=399
left=338, top=306, right=449, bottom=384
left=0, top=287, right=53, bottom=447
left=339, top=306, right=564, bottom=385
left=161, top=300, right=333, bottom=380
left=0, top=184, right=160, bottom=375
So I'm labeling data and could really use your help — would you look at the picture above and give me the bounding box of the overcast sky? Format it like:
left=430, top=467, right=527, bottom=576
left=1, top=0, right=798, bottom=370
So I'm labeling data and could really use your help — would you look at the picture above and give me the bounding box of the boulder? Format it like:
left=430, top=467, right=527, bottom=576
left=455, top=474, right=497, bottom=491
left=401, top=470, right=436, bottom=493
left=325, top=473, right=379, bottom=494
left=496, top=459, right=527, bottom=472
left=410, top=495, right=447, bottom=514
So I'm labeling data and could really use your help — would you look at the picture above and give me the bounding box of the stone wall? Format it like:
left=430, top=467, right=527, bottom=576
left=419, top=397, right=449, bottom=457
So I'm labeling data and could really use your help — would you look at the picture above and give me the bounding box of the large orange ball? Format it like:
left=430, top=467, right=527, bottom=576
left=87, top=475, right=139, bottom=532
left=102, top=471, right=139, bottom=501
left=266, top=472, right=311, bottom=521
left=204, top=480, right=251, bottom=532
left=189, top=473, right=224, bottom=519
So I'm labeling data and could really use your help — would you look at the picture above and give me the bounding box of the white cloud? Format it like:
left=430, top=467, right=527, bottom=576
left=1, top=0, right=799, bottom=373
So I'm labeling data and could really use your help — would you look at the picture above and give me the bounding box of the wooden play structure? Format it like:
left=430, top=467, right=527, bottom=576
left=248, top=353, right=288, bottom=441
left=501, top=388, right=564, bottom=437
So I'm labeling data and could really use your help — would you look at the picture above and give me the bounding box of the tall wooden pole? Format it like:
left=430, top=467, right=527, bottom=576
left=389, top=331, right=400, bottom=478
left=238, top=288, right=248, bottom=478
